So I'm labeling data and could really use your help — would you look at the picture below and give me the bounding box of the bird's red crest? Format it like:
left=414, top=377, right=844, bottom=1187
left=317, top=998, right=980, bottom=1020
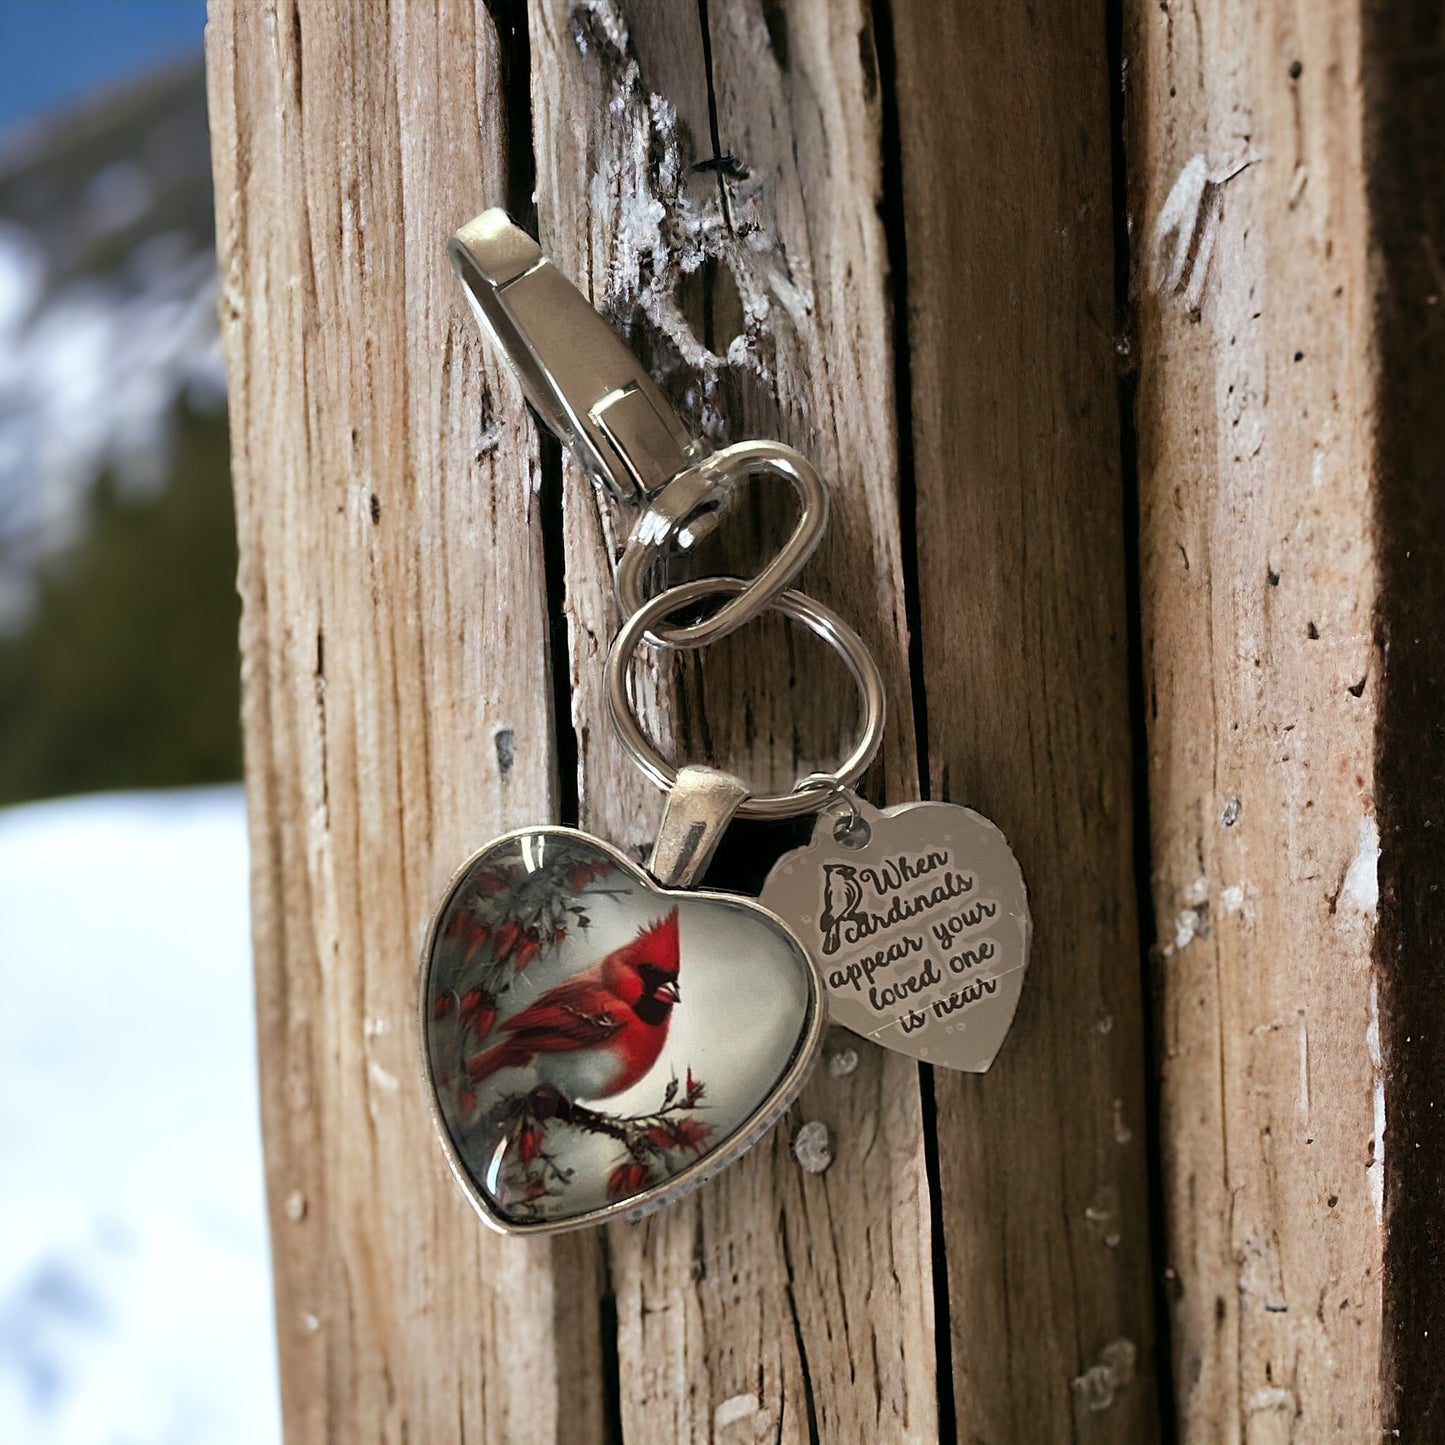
left=633, top=908, right=680, bottom=971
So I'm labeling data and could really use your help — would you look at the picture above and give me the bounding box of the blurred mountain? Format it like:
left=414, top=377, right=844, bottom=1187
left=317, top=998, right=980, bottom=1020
left=0, top=57, right=240, bottom=805
left=0, top=59, right=214, bottom=286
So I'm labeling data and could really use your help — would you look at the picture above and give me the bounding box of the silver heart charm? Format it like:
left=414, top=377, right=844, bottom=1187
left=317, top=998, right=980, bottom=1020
left=420, top=826, right=825, bottom=1234
left=760, top=799, right=1031, bottom=1072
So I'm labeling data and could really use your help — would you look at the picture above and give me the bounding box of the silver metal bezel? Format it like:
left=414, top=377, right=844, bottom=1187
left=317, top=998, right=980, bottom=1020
left=416, top=824, right=828, bottom=1236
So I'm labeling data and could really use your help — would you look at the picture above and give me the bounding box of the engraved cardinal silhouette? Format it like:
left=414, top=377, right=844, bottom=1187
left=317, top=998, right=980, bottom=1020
left=464, top=909, right=681, bottom=1101
left=819, top=862, right=863, bottom=955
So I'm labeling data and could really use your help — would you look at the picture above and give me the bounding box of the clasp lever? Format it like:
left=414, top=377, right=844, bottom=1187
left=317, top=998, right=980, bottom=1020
left=449, top=210, right=705, bottom=506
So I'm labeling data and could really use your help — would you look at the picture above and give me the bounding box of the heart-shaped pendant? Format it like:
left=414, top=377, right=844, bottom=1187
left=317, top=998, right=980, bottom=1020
left=420, top=827, right=825, bottom=1234
left=760, top=799, right=1031, bottom=1072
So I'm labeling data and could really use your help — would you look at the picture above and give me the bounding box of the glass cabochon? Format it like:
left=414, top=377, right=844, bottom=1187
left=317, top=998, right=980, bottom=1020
left=423, top=830, right=817, bottom=1227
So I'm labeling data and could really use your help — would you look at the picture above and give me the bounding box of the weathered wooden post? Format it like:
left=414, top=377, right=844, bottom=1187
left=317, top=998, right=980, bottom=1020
left=206, top=0, right=1445, bottom=1438
left=1129, top=2, right=1445, bottom=1437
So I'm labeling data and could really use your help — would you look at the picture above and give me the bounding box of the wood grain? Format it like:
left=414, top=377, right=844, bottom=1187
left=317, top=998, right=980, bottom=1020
left=206, top=3, right=606, bottom=1439
left=215, top=0, right=1441, bottom=1437
left=1126, top=1, right=1383, bottom=1436
left=891, top=2, right=1162, bottom=1438
left=528, top=1, right=937, bottom=1440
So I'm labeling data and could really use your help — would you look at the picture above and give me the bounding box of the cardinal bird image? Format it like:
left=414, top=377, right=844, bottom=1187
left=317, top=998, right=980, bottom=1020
left=819, top=861, right=864, bottom=955
left=464, top=909, right=681, bottom=1102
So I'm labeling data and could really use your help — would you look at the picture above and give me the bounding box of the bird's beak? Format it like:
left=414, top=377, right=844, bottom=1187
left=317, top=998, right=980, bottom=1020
left=657, top=979, right=681, bottom=1004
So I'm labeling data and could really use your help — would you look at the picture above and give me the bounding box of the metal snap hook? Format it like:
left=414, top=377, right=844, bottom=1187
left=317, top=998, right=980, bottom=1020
left=604, top=576, right=886, bottom=821
left=450, top=212, right=831, bottom=648
left=449, top=210, right=706, bottom=505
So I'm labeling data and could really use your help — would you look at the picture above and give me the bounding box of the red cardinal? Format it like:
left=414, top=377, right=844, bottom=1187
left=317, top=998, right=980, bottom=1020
left=464, top=909, right=681, bottom=1101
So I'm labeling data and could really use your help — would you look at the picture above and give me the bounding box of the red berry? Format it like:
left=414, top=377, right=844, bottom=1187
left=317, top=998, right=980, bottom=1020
left=494, top=919, right=521, bottom=962
left=606, top=1159, right=652, bottom=1200
left=672, top=1117, right=710, bottom=1151
left=568, top=859, right=615, bottom=890
left=458, top=988, right=496, bottom=1037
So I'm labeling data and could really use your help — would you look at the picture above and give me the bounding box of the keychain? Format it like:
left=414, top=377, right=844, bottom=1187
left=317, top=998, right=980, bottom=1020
left=419, top=211, right=1031, bottom=1236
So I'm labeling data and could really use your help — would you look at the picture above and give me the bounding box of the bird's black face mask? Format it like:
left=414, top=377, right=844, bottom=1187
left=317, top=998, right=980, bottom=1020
left=635, top=963, right=680, bottom=1025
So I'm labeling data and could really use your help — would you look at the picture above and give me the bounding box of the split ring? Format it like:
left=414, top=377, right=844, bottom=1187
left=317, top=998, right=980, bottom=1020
left=615, top=441, right=830, bottom=648
left=605, top=576, right=886, bottom=821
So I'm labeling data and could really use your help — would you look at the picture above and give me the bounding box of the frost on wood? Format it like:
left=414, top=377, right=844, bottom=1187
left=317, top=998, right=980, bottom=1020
left=1150, top=152, right=1258, bottom=314
left=792, top=1119, right=832, bottom=1174
left=1340, top=816, right=1380, bottom=916
left=1071, top=1337, right=1136, bottom=1413
left=568, top=0, right=812, bottom=443
left=712, top=1390, right=774, bottom=1442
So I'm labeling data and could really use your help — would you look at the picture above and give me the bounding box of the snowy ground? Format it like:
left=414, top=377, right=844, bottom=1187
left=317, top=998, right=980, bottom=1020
left=0, top=787, right=280, bottom=1445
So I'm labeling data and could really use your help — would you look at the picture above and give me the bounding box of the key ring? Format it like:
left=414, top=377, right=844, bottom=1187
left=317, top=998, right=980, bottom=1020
left=605, top=576, right=886, bottom=820
left=616, top=440, right=829, bottom=648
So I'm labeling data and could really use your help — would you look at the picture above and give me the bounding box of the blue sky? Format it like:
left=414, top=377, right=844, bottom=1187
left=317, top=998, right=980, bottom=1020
left=0, top=0, right=208, bottom=134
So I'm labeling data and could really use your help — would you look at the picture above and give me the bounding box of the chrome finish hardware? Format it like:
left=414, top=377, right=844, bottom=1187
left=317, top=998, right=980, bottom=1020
left=450, top=210, right=704, bottom=506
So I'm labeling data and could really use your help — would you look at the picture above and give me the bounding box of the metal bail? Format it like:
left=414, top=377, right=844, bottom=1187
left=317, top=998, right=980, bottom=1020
left=648, top=765, right=750, bottom=889
left=449, top=209, right=705, bottom=506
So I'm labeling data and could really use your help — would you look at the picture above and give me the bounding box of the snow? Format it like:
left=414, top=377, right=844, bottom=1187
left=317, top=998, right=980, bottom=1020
left=0, top=787, right=279, bottom=1445
left=1342, top=815, right=1380, bottom=915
